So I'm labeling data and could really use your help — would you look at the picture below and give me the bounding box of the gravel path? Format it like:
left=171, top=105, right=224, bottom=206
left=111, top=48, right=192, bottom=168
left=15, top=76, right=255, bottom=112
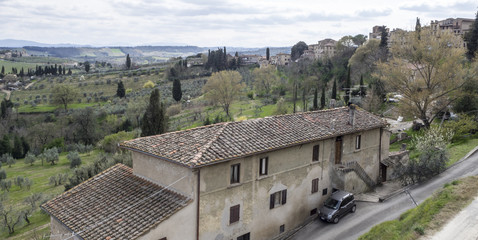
left=430, top=196, right=478, bottom=240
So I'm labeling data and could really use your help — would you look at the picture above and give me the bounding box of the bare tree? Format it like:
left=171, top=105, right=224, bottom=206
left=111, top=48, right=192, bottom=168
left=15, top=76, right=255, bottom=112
left=375, top=28, right=467, bottom=127
left=203, top=70, right=244, bottom=118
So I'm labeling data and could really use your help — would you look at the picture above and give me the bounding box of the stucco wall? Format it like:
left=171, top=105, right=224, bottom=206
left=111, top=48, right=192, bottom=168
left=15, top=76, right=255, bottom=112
left=340, top=128, right=382, bottom=183
left=132, top=151, right=196, bottom=198
left=138, top=203, right=196, bottom=240
left=50, top=217, right=81, bottom=240
left=344, top=171, right=369, bottom=194
left=198, top=139, right=334, bottom=240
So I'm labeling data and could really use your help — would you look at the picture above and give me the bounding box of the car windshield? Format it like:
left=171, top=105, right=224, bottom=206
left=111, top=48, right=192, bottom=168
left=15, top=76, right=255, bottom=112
left=324, top=198, right=340, bottom=210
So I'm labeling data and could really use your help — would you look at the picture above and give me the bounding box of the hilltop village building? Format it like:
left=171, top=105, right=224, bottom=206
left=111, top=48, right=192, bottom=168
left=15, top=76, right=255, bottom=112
left=42, top=106, right=391, bottom=240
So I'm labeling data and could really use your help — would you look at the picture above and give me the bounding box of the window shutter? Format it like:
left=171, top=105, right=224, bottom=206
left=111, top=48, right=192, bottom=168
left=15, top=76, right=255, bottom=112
left=282, top=189, right=287, bottom=205
left=313, top=145, right=319, bottom=161
left=270, top=193, right=275, bottom=209
left=230, top=205, right=240, bottom=224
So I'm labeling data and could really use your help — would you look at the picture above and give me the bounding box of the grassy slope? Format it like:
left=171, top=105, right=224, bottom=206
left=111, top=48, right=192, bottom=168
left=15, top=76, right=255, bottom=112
left=0, top=60, right=38, bottom=74
left=0, top=150, right=100, bottom=239
left=359, top=176, right=478, bottom=240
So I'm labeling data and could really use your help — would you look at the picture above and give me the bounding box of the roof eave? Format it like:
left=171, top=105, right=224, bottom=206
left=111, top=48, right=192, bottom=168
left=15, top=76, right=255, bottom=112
left=40, top=206, right=85, bottom=240
left=119, top=145, right=195, bottom=169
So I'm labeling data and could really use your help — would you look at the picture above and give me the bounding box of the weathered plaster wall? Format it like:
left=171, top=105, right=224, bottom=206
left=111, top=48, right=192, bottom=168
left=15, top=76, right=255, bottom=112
left=139, top=203, right=196, bottom=240
left=341, top=128, right=381, bottom=183
left=198, top=139, right=334, bottom=240
left=132, top=151, right=196, bottom=198
left=49, top=217, right=81, bottom=240
left=344, top=171, right=369, bottom=194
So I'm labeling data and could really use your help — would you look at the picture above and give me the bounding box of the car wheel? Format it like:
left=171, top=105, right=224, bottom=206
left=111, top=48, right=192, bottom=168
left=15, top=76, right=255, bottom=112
left=351, top=205, right=356, bottom=213
left=333, top=217, right=339, bottom=224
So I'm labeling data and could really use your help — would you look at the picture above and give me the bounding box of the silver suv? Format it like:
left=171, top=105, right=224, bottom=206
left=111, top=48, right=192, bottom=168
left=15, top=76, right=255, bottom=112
left=318, top=190, right=356, bottom=223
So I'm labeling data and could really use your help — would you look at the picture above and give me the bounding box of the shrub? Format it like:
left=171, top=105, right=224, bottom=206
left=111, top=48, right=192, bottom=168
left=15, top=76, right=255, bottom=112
left=67, top=151, right=82, bottom=168
left=166, top=104, right=182, bottom=116
left=14, top=176, right=24, bottom=189
left=100, top=131, right=136, bottom=153
left=0, top=169, right=6, bottom=180
left=24, top=152, right=36, bottom=166
left=24, top=177, right=33, bottom=190
left=45, top=138, right=64, bottom=150
left=143, top=81, right=155, bottom=88
left=0, top=179, right=12, bottom=192
left=44, top=147, right=59, bottom=165
left=395, top=127, right=452, bottom=185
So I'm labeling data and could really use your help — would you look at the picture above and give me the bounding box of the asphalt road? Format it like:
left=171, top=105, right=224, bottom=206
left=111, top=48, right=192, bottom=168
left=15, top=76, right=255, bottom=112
left=289, top=151, right=478, bottom=240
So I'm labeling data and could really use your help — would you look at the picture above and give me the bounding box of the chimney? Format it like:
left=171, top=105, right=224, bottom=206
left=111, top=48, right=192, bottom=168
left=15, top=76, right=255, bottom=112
left=348, top=104, right=356, bottom=127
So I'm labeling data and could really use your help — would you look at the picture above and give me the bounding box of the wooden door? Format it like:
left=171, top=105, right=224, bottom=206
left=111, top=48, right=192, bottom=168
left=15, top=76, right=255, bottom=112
left=335, top=136, right=342, bottom=164
left=380, top=163, right=387, bottom=182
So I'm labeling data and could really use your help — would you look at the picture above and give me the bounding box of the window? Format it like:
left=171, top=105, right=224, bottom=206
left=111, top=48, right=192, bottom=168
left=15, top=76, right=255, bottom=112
left=322, top=188, right=328, bottom=196
left=270, top=189, right=287, bottom=209
left=259, top=157, right=268, bottom=176
left=312, top=144, right=320, bottom=162
left=230, top=205, right=240, bottom=224
left=310, top=208, right=317, bottom=215
left=230, top=164, right=240, bottom=184
left=311, top=178, right=319, bottom=194
left=355, top=135, right=361, bottom=150
left=280, top=224, right=285, bottom=233
left=237, top=233, right=250, bottom=240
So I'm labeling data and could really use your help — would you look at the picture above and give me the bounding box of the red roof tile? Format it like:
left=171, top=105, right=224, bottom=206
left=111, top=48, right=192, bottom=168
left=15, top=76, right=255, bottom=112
left=41, top=164, right=191, bottom=240
left=120, top=107, right=386, bottom=168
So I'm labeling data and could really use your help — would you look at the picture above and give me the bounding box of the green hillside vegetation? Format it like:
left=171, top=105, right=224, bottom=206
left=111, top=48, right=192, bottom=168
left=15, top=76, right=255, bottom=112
left=359, top=176, right=478, bottom=240
left=0, top=150, right=101, bottom=238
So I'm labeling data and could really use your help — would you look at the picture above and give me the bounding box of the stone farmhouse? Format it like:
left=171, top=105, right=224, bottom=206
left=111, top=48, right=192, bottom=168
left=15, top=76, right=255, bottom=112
left=307, top=39, right=338, bottom=59
left=42, top=106, right=390, bottom=240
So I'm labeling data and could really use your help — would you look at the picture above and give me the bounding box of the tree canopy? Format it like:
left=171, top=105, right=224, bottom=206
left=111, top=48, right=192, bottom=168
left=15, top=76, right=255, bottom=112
left=141, top=89, right=167, bottom=137
left=375, top=28, right=466, bottom=127
left=52, top=85, right=79, bottom=110
left=291, top=41, right=308, bottom=61
left=203, top=70, right=244, bottom=118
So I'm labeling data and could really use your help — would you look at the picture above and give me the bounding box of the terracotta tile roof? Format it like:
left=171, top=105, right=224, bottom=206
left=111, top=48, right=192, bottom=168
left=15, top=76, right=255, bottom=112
left=41, top=164, right=191, bottom=240
left=120, top=107, right=386, bottom=168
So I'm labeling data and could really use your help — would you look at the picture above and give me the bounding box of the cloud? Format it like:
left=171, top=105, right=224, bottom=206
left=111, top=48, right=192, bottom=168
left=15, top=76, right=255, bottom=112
left=400, top=1, right=475, bottom=14
left=357, top=9, right=392, bottom=18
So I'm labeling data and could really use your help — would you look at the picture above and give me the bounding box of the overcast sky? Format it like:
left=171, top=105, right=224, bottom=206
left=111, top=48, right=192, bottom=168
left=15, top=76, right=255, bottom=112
left=1, top=0, right=476, bottom=47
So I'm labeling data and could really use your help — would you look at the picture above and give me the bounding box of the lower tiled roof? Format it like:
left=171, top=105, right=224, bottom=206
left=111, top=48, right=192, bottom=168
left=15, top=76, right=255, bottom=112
left=120, top=107, right=386, bottom=168
left=41, top=164, right=191, bottom=240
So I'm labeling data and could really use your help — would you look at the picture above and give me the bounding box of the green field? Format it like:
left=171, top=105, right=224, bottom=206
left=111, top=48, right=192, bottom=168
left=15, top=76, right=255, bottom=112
left=0, top=150, right=101, bottom=239
left=10, top=71, right=164, bottom=109
left=0, top=60, right=38, bottom=74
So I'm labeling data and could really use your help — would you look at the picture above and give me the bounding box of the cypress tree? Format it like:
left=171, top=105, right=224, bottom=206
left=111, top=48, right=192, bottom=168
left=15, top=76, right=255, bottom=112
left=141, top=89, right=168, bottom=137
left=313, top=88, right=318, bottom=110
left=266, top=47, right=270, bottom=60
left=320, top=87, right=326, bottom=109
left=116, top=81, right=126, bottom=98
left=0, top=135, right=11, bottom=156
left=344, top=67, right=351, bottom=104
left=331, top=79, right=337, bottom=100
left=172, top=78, right=182, bottom=102
left=466, top=10, right=478, bottom=60
left=21, top=136, right=29, bottom=158
left=415, top=17, right=421, bottom=40
left=1, top=66, right=4, bottom=75
left=12, top=135, right=23, bottom=159
left=126, top=54, right=131, bottom=69
left=379, top=25, right=388, bottom=48
left=360, top=75, right=366, bottom=97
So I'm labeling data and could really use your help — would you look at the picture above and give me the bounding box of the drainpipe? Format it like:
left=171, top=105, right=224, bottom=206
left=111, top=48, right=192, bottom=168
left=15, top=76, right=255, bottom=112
left=196, top=168, right=200, bottom=240
left=379, top=127, right=383, bottom=183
